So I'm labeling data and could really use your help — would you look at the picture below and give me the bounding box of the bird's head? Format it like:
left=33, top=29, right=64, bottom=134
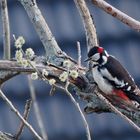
left=85, top=46, right=108, bottom=65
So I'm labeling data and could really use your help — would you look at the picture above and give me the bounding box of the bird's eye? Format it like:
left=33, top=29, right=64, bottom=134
left=92, top=53, right=100, bottom=61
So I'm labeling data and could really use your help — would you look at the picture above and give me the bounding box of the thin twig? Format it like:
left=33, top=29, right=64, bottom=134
left=15, top=99, right=32, bottom=140
left=28, top=76, right=48, bottom=140
left=65, top=83, right=91, bottom=140
left=1, top=0, right=10, bottom=59
left=77, top=41, right=81, bottom=67
left=91, top=0, right=140, bottom=32
left=0, top=89, right=43, bottom=140
left=66, top=90, right=91, bottom=140
left=74, top=0, right=98, bottom=50
left=54, top=82, right=91, bottom=140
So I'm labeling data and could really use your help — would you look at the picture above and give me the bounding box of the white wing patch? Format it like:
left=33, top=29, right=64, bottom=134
left=125, top=83, right=128, bottom=85
left=102, top=56, right=108, bottom=65
left=127, top=86, right=131, bottom=91
left=118, top=80, right=125, bottom=88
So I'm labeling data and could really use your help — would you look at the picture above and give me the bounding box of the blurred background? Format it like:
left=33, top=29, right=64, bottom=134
left=0, top=0, right=140, bottom=140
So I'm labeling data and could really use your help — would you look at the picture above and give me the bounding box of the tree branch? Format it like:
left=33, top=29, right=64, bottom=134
left=0, top=89, right=43, bottom=140
left=0, top=59, right=140, bottom=120
left=95, top=88, right=140, bottom=132
left=65, top=86, right=91, bottom=140
left=51, top=75, right=91, bottom=140
left=91, top=0, right=140, bottom=31
left=18, top=0, right=62, bottom=58
left=74, top=0, right=98, bottom=50
left=1, top=0, right=11, bottom=59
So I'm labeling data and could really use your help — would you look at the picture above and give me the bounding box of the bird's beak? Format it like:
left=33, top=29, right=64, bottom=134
left=84, top=57, right=91, bottom=62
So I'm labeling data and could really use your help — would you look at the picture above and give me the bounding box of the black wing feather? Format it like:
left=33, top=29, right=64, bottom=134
left=103, top=56, right=137, bottom=94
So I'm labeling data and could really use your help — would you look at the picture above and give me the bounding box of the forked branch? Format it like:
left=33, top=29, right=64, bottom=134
left=0, top=89, right=43, bottom=140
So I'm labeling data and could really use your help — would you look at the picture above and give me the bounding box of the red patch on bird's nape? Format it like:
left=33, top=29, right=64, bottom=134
left=113, top=89, right=130, bottom=101
left=97, top=47, right=104, bottom=54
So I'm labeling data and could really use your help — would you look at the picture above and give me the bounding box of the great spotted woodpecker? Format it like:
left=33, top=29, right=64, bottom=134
left=85, top=46, right=140, bottom=110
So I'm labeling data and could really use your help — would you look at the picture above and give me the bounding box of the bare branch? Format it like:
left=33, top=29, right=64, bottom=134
left=74, top=0, right=98, bottom=50
left=66, top=88, right=91, bottom=140
left=28, top=76, right=48, bottom=140
left=18, top=0, right=62, bottom=57
left=15, top=99, right=32, bottom=140
left=0, top=60, right=140, bottom=131
left=54, top=83, right=91, bottom=140
left=0, top=58, right=140, bottom=131
left=0, top=89, right=43, bottom=140
left=1, top=0, right=11, bottom=59
left=91, top=0, right=140, bottom=31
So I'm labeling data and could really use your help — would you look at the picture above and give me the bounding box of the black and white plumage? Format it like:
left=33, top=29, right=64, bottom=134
left=85, top=46, right=140, bottom=109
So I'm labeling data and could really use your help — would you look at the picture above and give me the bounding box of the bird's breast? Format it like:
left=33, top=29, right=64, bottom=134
left=92, top=67, right=113, bottom=94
